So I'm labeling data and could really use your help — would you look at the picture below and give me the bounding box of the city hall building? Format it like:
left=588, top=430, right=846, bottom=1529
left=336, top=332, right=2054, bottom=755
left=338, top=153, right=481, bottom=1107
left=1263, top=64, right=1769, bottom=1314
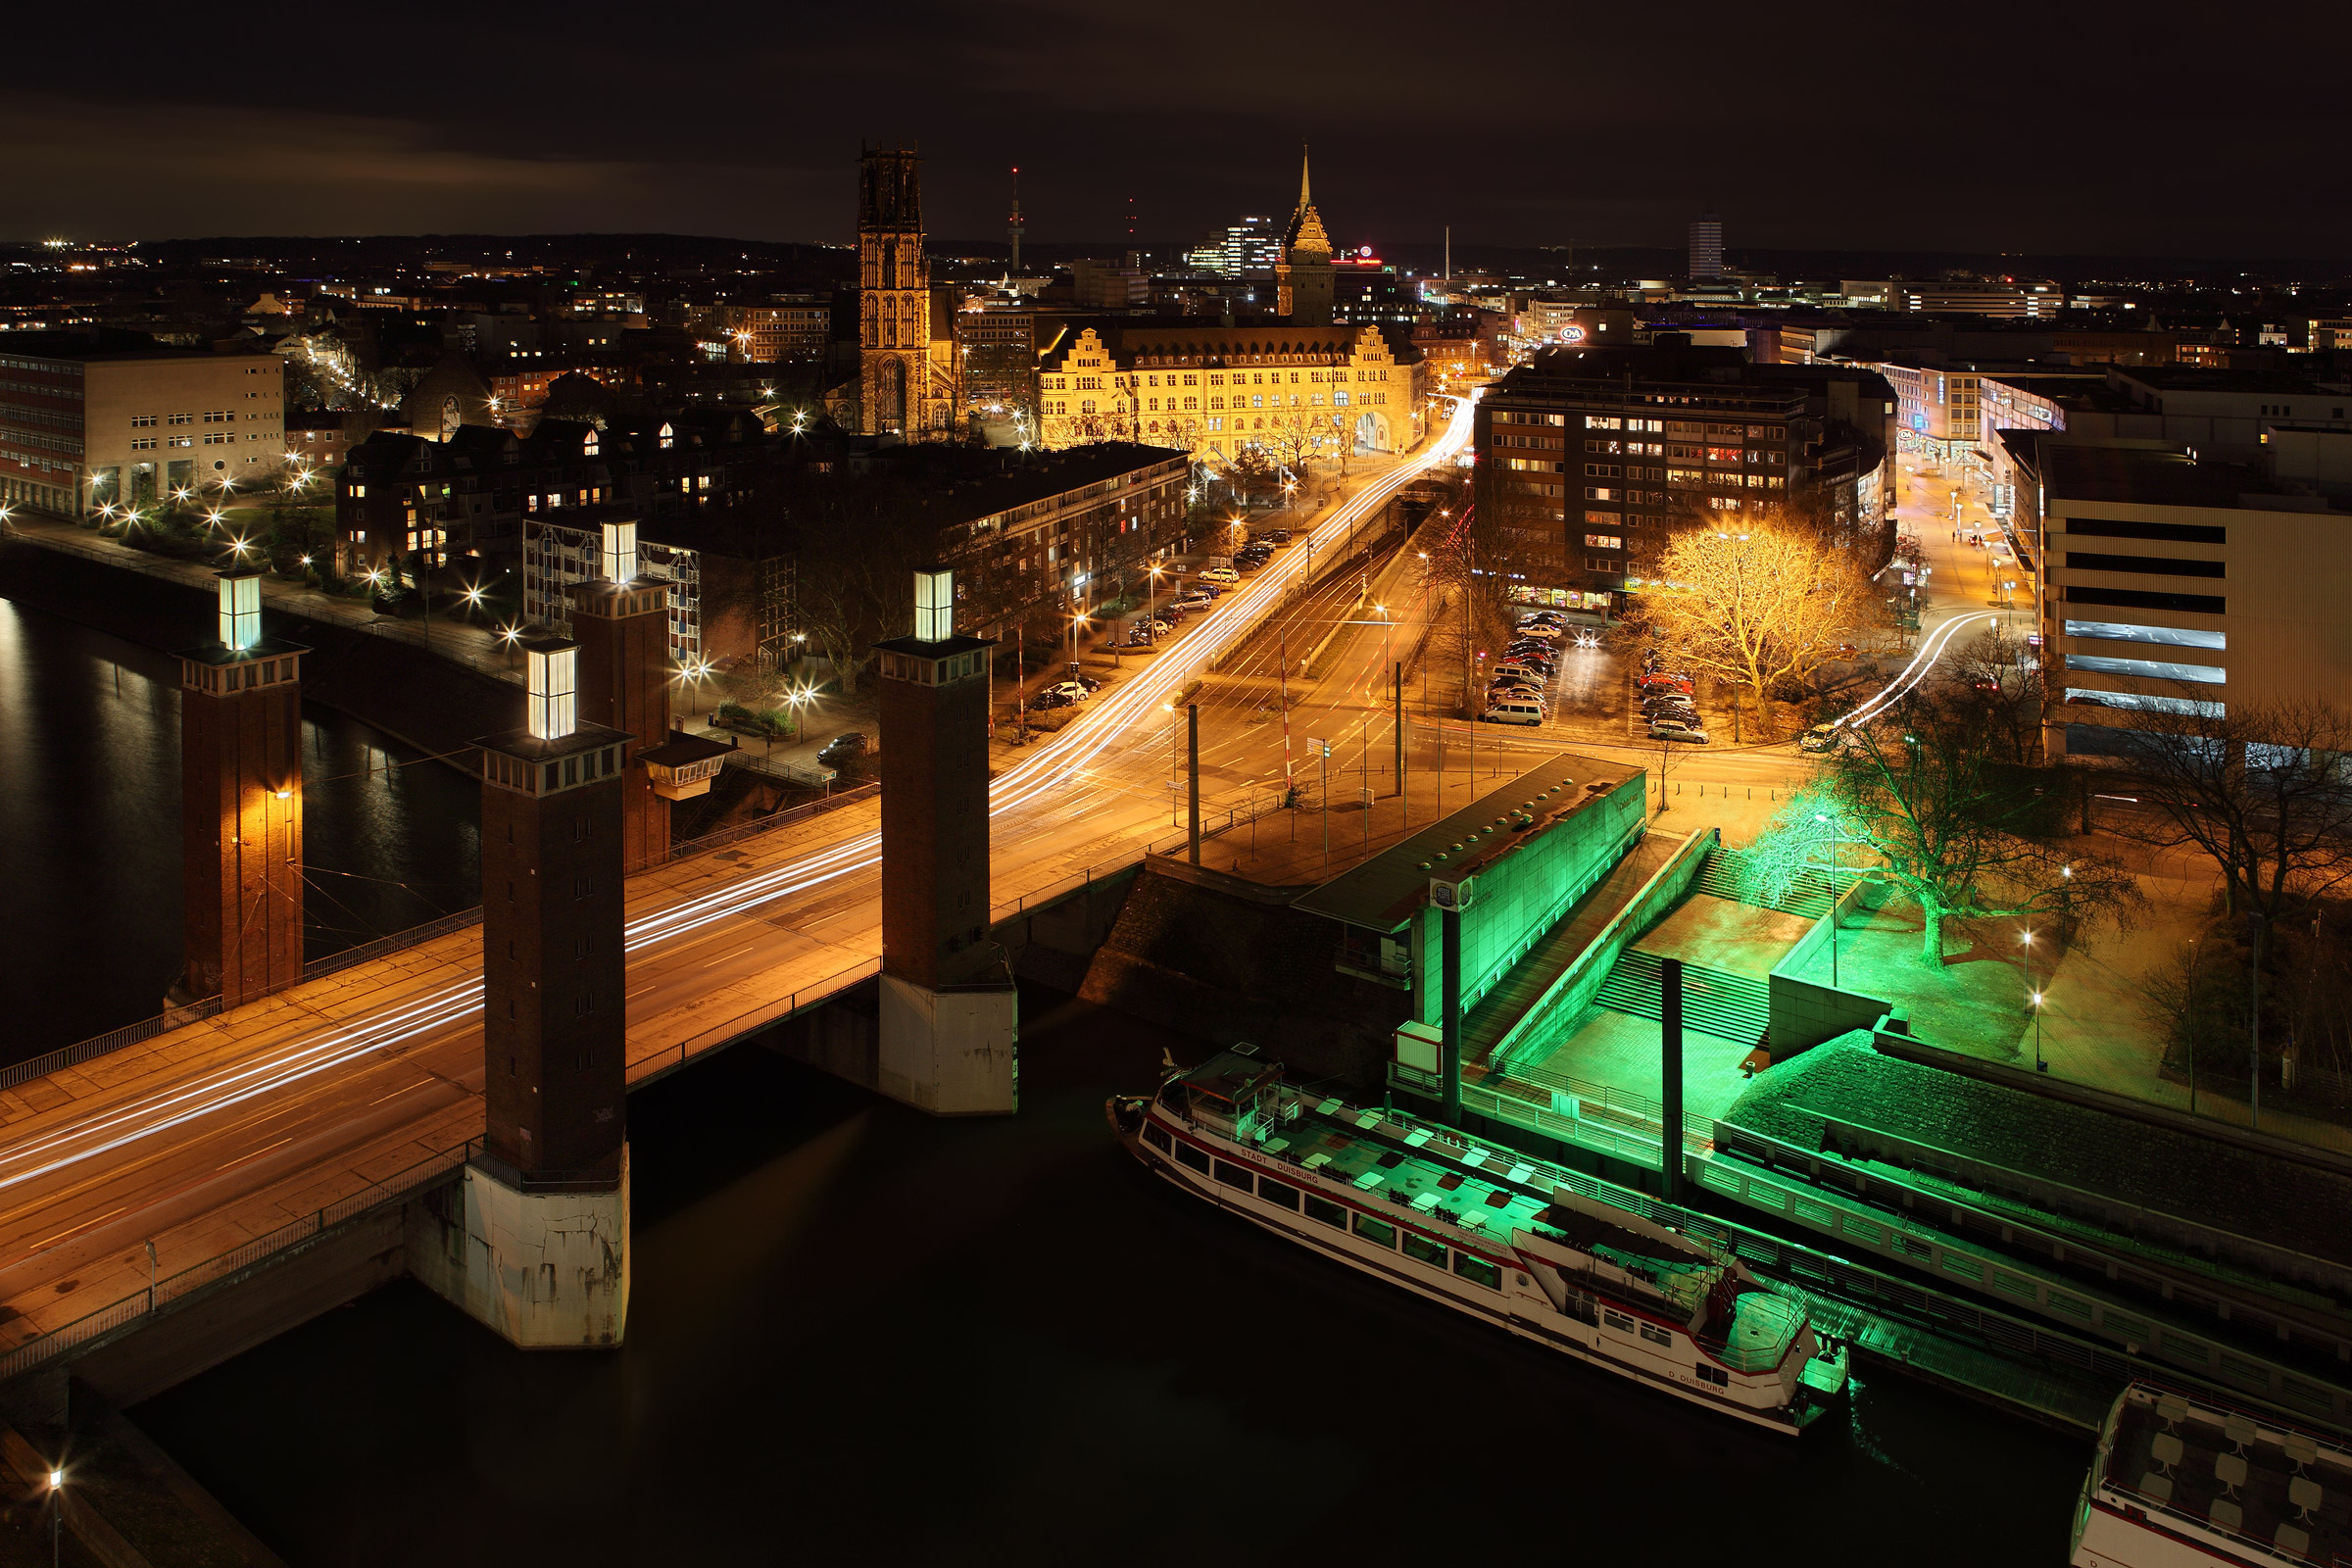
left=1030, top=319, right=1426, bottom=464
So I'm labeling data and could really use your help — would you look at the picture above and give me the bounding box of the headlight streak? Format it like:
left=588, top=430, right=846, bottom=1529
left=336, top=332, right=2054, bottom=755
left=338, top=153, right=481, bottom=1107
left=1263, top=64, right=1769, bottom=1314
left=0, top=399, right=1480, bottom=1202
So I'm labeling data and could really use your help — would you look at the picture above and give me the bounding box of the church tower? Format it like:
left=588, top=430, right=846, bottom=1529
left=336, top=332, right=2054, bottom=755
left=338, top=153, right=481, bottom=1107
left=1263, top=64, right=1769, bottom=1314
left=859, top=144, right=933, bottom=437
left=1277, top=146, right=1335, bottom=328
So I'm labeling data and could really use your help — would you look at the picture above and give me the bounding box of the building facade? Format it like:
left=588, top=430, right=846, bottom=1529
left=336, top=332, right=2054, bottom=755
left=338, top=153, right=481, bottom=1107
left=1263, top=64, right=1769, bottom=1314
left=843, top=144, right=960, bottom=441
left=1032, top=320, right=1425, bottom=463
left=2029, top=441, right=2352, bottom=762
left=1477, top=347, right=1891, bottom=602
left=520, top=509, right=795, bottom=670
left=0, top=337, right=284, bottom=517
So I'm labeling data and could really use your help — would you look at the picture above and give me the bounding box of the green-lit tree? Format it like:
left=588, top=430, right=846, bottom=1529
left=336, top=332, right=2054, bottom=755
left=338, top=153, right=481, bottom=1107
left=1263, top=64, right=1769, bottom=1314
left=1744, top=688, right=2140, bottom=964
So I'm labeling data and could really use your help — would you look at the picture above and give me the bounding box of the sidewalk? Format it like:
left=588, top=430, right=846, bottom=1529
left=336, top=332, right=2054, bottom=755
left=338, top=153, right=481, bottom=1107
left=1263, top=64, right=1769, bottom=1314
left=2, top=509, right=521, bottom=684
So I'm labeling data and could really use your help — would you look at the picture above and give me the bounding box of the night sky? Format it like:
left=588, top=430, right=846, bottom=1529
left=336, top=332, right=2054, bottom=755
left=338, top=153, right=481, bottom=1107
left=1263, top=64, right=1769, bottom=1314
left=6, top=1, right=2341, bottom=258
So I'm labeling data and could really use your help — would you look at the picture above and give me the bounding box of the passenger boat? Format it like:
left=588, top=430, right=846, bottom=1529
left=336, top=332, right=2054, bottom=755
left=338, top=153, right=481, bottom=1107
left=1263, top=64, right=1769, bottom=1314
left=1107, top=1047, right=1848, bottom=1434
left=2073, top=1382, right=2349, bottom=1566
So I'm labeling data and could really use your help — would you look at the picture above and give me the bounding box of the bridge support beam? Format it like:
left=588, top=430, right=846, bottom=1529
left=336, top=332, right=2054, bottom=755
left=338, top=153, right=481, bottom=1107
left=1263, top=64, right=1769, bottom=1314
left=409, top=1150, right=630, bottom=1349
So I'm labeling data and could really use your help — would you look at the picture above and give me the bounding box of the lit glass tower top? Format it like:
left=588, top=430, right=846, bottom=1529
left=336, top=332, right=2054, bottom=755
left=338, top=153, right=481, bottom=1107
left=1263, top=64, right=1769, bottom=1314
left=913, top=567, right=954, bottom=644
left=218, top=570, right=263, bottom=652
left=526, top=641, right=579, bottom=740
left=601, top=520, right=638, bottom=585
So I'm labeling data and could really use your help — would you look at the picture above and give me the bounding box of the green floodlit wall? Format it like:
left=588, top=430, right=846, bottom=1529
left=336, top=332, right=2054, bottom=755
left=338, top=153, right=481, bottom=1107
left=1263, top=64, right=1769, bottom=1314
left=1416, top=773, right=1648, bottom=1026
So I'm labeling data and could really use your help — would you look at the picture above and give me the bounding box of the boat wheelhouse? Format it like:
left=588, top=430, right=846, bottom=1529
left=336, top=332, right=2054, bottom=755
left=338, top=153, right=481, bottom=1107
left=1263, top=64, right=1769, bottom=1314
left=2073, top=1382, right=2349, bottom=1567
left=1109, top=1047, right=1847, bottom=1434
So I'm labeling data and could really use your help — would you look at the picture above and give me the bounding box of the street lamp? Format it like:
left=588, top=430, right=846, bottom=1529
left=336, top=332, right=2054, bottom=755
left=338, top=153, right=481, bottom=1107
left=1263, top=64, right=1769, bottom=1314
left=48, top=1467, right=62, bottom=1568
left=2021, top=929, right=2046, bottom=1071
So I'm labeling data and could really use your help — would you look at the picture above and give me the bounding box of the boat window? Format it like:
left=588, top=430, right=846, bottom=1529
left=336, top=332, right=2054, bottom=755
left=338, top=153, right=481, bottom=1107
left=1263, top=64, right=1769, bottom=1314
left=1603, top=1309, right=1636, bottom=1333
left=1695, top=1363, right=1730, bottom=1388
left=1303, top=1195, right=1348, bottom=1229
left=1640, top=1323, right=1674, bottom=1347
left=1351, top=1213, right=1396, bottom=1250
left=1257, top=1177, right=1301, bottom=1210
left=1213, top=1159, right=1254, bottom=1191
left=1563, top=1290, right=1598, bottom=1325
left=1401, top=1232, right=1446, bottom=1267
left=1143, top=1124, right=1172, bottom=1153
left=1452, top=1251, right=1502, bottom=1290
left=1157, top=1082, right=1189, bottom=1112
left=1175, top=1141, right=1211, bottom=1174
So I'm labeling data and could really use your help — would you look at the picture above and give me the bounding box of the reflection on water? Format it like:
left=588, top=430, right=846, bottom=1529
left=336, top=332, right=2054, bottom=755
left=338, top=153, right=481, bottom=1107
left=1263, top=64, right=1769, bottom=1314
left=0, top=596, right=479, bottom=1056
left=133, top=989, right=2088, bottom=1568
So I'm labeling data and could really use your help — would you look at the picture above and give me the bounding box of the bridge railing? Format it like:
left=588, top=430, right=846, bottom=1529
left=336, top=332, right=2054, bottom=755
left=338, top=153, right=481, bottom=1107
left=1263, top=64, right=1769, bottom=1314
left=0, top=1138, right=473, bottom=1384
left=0, top=998, right=224, bottom=1095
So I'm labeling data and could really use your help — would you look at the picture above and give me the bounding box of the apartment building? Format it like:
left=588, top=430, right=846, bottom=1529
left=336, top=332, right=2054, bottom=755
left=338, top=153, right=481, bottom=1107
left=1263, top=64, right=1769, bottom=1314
left=0, top=333, right=283, bottom=516
left=1476, top=346, right=1891, bottom=603
left=2028, top=440, right=2352, bottom=761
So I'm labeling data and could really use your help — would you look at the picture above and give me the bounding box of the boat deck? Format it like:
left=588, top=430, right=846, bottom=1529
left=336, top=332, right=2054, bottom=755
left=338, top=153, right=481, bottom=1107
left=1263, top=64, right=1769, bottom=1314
left=2102, top=1387, right=2352, bottom=1563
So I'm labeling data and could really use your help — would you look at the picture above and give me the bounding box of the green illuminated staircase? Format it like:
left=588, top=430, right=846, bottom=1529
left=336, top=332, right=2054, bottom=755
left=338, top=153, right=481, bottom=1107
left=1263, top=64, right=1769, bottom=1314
left=1593, top=949, right=1770, bottom=1045
left=1694, top=848, right=1834, bottom=920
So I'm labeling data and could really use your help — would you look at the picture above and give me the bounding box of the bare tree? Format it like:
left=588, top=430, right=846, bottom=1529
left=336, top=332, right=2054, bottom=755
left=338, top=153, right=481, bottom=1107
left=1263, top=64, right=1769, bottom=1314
left=1635, top=516, right=1883, bottom=739
left=2119, top=696, right=2352, bottom=923
left=1746, top=689, right=2141, bottom=964
left=1949, top=621, right=2046, bottom=763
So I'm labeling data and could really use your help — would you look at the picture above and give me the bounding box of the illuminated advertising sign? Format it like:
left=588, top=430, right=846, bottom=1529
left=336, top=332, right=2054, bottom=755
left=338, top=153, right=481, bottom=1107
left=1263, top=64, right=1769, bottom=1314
left=1558, top=324, right=1587, bottom=344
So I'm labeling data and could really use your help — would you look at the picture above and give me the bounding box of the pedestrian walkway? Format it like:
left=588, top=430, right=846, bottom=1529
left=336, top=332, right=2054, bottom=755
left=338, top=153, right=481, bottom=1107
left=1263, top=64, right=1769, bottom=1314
left=3, top=509, right=520, bottom=683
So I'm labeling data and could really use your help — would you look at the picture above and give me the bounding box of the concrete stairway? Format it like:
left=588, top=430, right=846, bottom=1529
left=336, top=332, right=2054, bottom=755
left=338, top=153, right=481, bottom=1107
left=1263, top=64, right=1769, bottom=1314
left=1593, top=948, right=1770, bottom=1045
left=1695, top=847, right=1834, bottom=920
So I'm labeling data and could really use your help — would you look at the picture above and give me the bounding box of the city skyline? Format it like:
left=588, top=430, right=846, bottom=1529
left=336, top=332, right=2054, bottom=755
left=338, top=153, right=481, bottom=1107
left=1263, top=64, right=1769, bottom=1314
left=4, top=1, right=2344, bottom=257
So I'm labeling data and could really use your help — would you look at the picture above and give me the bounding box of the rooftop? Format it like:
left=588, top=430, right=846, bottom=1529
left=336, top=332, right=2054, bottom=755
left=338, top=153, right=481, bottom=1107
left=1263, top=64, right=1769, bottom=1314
left=1291, top=752, right=1640, bottom=933
left=2113, top=365, right=2344, bottom=395
left=2042, top=442, right=2343, bottom=513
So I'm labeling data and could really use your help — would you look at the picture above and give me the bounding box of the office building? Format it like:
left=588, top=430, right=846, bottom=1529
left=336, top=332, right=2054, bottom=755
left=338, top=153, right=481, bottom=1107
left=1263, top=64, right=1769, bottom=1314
left=1688, top=214, right=1723, bottom=281
left=710, top=297, right=833, bottom=363
left=2024, top=440, right=2352, bottom=762
left=0, top=333, right=284, bottom=517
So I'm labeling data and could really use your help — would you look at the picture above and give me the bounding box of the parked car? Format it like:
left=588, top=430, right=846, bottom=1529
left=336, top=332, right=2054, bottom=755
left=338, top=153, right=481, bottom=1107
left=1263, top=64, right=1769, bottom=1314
left=1798, top=723, right=1844, bottom=754
left=1263, top=528, right=1292, bottom=544
left=1514, top=623, right=1564, bottom=641
left=1174, top=593, right=1213, bottom=612
left=1044, top=680, right=1091, bottom=703
left=1483, top=697, right=1546, bottom=726
left=816, top=731, right=869, bottom=767
left=1636, top=672, right=1693, bottom=695
left=1642, top=692, right=1698, bottom=713
left=1648, top=717, right=1709, bottom=744
left=1028, top=688, right=1076, bottom=710
left=1199, top=566, right=1240, bottom=584
left=1493, top=662, right=1545, bottom=682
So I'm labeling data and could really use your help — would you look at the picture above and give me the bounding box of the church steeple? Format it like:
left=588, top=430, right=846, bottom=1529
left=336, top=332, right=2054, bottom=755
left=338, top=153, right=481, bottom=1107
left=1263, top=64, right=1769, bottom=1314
left=1276, top=144, right=1334, bottom=326
left=1299, top=143, right=1311, bottom=209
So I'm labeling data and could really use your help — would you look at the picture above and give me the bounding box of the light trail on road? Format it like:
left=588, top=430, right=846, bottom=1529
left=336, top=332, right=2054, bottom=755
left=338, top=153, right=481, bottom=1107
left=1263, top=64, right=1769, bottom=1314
left=0, top=397, right=1481, bottom=1200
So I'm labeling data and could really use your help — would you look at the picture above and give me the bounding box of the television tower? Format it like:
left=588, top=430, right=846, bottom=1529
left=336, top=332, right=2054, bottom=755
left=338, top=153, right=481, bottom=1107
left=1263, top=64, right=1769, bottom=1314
left=1007, top=167, right=1024, bottom=273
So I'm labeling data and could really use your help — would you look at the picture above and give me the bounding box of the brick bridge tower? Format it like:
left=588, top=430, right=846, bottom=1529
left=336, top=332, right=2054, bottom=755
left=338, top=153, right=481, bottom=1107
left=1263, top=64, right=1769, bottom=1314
left=875, top=566, right=1016, bottom=1113
left=411, top=636, right=634, bottom=1348
left=568, top=520, right=673, bottom=872
left=174, top=568, right=306, bottom=1009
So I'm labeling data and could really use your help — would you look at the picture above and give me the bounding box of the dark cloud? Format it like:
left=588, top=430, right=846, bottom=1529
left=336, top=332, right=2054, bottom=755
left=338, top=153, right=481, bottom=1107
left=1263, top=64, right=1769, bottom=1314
left=3, top=0, right=2343, bottom=257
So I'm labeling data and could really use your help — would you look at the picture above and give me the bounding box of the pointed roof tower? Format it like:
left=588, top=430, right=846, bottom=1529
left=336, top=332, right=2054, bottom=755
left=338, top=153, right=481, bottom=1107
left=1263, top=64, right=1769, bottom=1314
left=1283, top=142, right=1331, bottom=258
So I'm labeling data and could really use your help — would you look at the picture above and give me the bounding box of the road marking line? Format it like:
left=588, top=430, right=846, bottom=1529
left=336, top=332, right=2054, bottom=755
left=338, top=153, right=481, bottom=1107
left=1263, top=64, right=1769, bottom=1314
left=367, top=1080, right=433, bottom=1106
left=703, top=944, right=760, bottom=967
left=626, top=984, right=657, bottom=998
left=29, top=1206, right=126, bottom=1252
left=216, top=1136, right=293, bottom=1172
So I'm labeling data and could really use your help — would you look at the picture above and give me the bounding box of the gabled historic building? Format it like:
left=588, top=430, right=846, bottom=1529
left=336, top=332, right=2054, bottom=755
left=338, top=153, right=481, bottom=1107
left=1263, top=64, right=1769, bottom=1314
left=825, top=143, right=960, bottom=442
left=1031, top=320, right=1425, bottom=464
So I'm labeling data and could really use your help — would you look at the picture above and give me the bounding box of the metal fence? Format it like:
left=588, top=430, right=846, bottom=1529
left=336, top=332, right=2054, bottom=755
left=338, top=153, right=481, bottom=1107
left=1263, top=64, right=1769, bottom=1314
left=0, top=998, right=223, bottom=1095
left=666, top=782, right=881, bottom=860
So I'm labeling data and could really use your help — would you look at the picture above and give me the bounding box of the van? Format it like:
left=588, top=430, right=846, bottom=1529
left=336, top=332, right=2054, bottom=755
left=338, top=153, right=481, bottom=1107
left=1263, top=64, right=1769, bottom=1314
left=1482, top=698, right=1544, bottom=726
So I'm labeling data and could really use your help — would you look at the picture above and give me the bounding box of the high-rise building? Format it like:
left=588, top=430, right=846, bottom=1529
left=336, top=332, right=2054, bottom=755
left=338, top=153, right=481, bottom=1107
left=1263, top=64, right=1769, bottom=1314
left=1688, top=213, right=1724, bottom=280
left=175, top=570, right=306, bottom=1008
left=1220, top=216, right=1282, bottom=276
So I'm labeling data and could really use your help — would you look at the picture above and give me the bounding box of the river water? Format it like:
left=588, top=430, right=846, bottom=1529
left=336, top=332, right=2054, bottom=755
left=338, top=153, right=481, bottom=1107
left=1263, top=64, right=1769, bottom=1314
left=0, top=595, right=480, bottom=1056
left=6, top=601, right=2091, bottom=1565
